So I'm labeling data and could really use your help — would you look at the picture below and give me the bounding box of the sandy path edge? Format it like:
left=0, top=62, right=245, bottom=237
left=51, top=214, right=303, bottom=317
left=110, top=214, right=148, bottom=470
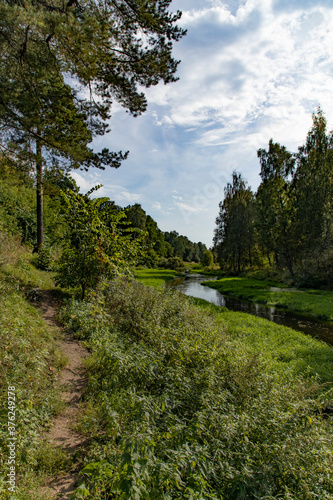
left=38, top=290, right=90, bottom=499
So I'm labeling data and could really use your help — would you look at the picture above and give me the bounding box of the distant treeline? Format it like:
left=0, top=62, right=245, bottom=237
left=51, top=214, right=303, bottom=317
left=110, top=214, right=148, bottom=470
left=123, top=203, right=207, bottom=267
left=0, top=163, right=206, bottom=271
left=214, top=108, right=333, bottom=288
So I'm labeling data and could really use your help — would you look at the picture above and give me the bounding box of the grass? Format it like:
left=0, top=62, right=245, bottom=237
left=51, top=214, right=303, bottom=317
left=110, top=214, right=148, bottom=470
left=0, top=233, right=71, bottom=498
left=203, top=277, right=333, bottom=321
left=186, top=263, right=221, bottom=275
left=134, top=268, right=179, bottom=288
left=2, top=232, right=333, bottom=499
left=58, top=277, right=333, bottom=500
left=194, top=299, right=333, bottom=383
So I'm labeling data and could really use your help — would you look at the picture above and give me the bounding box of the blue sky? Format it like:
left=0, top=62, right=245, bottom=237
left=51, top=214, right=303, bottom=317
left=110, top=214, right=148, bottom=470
left=72, top=0, right=333, bottom=247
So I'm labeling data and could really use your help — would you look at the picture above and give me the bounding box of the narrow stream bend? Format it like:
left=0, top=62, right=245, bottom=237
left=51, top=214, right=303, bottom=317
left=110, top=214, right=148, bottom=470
left=169, top=274, right=333, bottom=346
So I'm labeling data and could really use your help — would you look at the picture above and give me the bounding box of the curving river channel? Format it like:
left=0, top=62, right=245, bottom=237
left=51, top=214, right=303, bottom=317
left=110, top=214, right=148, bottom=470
left=170, top=274, right=333, bottom=346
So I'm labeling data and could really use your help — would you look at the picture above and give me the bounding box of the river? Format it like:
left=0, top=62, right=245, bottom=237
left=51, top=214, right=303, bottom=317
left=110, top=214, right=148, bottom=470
left=169, top=274, right=333, bottom=345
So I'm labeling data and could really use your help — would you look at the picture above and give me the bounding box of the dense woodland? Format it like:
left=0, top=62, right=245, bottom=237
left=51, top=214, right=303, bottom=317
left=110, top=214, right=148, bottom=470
left=214, top=108, right=333, bottom=288
left=0, top=163, right=206, bottom=297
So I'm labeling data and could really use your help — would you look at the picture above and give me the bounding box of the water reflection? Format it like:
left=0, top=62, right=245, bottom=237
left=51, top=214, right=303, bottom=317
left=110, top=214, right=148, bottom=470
left=169, top=275, right=333, bottom=346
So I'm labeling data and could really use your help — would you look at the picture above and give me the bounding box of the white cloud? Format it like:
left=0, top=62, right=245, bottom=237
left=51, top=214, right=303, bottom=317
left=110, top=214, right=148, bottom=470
left=85, top=0, right=333, bottom=246
left=70, top=171, right=93, bottom=192
left=114, top=190, right=143, bottom=204
left=146, top=2, right=333, bottom=147
left=173, top=201, right=208, bottom=213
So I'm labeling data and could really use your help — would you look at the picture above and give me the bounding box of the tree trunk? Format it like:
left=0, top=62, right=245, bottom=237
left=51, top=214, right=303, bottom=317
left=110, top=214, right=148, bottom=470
left=267, top=253, right=272, bottom=267
left=81, top=282, right=86, bottom=300
left=36, top=133, right=43, bottom=252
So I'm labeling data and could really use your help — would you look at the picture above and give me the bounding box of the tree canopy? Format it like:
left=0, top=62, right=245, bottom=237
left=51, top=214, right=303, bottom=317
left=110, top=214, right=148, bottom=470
left=214, top=108, right=333, bottom=287
left=214, top=172, right=255, bottom=272
left=0, top=0, right=186, bottom=248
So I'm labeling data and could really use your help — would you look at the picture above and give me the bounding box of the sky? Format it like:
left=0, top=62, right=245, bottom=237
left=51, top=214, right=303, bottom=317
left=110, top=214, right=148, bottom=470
left=71, top=0, right=333, bottom=248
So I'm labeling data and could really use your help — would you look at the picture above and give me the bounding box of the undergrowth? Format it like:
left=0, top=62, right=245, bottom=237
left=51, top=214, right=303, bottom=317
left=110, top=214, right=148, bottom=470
left=59, top=277, right=333, bottom=500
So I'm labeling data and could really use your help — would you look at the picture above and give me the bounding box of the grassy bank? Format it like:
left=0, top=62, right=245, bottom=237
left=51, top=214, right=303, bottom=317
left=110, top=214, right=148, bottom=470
left=203, top=277, right=333, bottom=321
left=0, top=235, right=69, bottom=499
left=59, top=277, right=333, bottom=499
left=136, top=269, right=333, bottom=382
left=134, top=268, right=179, bottom=287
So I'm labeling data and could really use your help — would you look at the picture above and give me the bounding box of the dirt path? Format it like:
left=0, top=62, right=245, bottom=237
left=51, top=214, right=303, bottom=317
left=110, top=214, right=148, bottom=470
left=38, top=290, right=89, bottom=499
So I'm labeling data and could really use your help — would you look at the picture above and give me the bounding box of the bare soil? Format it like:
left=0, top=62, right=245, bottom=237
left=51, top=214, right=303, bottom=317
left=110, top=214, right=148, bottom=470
left=38, top=290, right=89, bottom=499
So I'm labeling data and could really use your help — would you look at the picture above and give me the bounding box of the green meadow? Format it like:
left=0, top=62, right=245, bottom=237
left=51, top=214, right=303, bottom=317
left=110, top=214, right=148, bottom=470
left=134, top=268, right=179, bottom=287
left=1, top=254, right=333, bottom=499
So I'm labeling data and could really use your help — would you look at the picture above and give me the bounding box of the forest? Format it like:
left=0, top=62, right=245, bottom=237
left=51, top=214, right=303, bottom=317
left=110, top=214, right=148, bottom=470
left=214, top=108, right=333, bottom=288
left=1, top=0, right=333, bottom=499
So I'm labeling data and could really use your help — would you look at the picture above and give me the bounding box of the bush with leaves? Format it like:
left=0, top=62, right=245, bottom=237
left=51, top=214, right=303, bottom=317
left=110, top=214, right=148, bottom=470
left=201, top=250, right=214, bottom=267
left=158, top=256, right=185, bottom=272
left=55, top=187, right=143, bottom=299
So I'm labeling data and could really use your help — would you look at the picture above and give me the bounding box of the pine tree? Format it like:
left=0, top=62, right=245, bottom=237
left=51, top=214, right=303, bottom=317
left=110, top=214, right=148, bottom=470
left=0, top=0, right=186, bottom=249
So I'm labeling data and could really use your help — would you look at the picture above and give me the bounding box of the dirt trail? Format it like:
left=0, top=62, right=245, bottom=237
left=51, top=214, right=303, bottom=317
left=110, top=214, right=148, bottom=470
left=39, top=290, right=89, bottom=499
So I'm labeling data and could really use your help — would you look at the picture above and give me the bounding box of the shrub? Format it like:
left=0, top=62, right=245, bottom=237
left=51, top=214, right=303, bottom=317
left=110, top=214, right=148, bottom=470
left=201, top=250, right=214, bottom=267
left=158, top=256, right=185, bottom=271
left=34, top=245, right=53, bottom=271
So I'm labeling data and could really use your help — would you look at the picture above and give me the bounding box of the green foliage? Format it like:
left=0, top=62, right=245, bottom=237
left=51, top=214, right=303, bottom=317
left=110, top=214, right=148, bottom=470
left=214, top=108, right=333, bottom=288
left=0, top=178, right=37, bottom=245
left=214, top=171, right=257, bottom=272
left=0, top=0, right=186, bottom=154
left=164, top=230, right=207, bottom=262
left=201, top=250, right=214, bottom=267
left=293, top=108, right=333, bottom=287
left=256, top=140, right=296, bottom=276
left=0, top=0, right=186, bottom=249
left=122, top=204, right=207, bottom=266
left=55, top=187, right=143, bottom=299
left=0, top=165, right=69, bottom=251
left=158, top=256, right=185, bottom=271
left=34, top=244, right=53, bottom=271
left=135, top=268, right=179, bottom=288
left=59, top=278, right=333, bottom=499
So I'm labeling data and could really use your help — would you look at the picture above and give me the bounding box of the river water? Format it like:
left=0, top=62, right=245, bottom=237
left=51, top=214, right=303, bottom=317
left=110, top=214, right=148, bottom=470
left=170, top=274, right=333, bottom=346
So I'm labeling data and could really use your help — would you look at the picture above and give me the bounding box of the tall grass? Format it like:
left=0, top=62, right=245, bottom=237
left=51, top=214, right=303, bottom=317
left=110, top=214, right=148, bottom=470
left=60, top=278, right=333, bottom=500
left=0, top=233, right=67, bottom=498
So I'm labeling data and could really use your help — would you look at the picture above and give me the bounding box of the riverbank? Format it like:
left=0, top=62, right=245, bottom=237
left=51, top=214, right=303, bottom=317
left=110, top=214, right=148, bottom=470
left=59, top=276, right=333, bottom=498
left=202, top=277, right=333, bottom=321
left=4, top=257, right=332, bottom=498
left=135, top=269, right=333, bottom=383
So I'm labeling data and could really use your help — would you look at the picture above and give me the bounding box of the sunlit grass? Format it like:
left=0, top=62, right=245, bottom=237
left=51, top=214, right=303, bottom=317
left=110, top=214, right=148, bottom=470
left=134, top=268, right=178, bottom=288
left=204, top=277, right=333, bottom=320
